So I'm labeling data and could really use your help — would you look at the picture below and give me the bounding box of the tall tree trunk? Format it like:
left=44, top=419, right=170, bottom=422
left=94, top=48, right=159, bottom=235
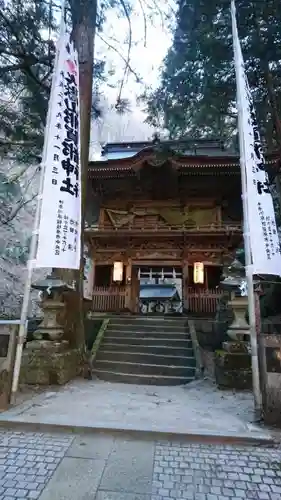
left=59, top=0, right=97, bottom=349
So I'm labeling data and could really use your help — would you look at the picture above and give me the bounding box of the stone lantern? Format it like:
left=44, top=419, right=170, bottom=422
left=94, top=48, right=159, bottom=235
left=214, top=259, right=252, bottom=390
left=20, top=275, right=80, bottom=386
left=30, top=275, right=71, bottom=346
left=220, top=259, right=249, bottom=342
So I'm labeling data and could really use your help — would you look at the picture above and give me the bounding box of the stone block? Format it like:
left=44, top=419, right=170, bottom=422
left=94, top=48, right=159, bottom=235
left=222, top=341, right=249, bottom=354
left=215, top=351, right=251, bottom=370
left=215, top=365, right=252, bottom=390
left=20, top=347, right=80, bottom=385
left=214, top=350, right=252, bottom=390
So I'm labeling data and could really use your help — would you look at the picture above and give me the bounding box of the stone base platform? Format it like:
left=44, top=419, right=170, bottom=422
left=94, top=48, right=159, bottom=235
left=0, top=380, right=273, bottom=444
left=20, top=342, right=80, bottom=385
left=215, top=351, right=252, bottom=390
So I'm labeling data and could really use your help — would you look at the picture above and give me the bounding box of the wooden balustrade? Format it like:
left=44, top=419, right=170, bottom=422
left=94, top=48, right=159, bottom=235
left=91, top=285, right=222, bottom=315
left=85, top=222, right=242, bottom=233
left=187, top=287, right=222, bottom=315
left=92, top=286, right=126, bottom=312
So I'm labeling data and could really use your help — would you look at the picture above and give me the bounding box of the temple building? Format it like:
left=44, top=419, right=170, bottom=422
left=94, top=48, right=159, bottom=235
left=84, top=139, right=277, bottom=317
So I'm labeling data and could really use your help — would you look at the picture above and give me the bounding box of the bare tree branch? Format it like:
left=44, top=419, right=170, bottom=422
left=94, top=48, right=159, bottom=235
left=97, top=32, right=142, bottom=83
left=1, top=192, right=37, bottom=225
left=137, top=0, right=147, bottom=48
left=4, top=163, right=31, bottom=183
left=116, top=0, right=132, bottom=109
left=0, top=139, right=35, bottom=147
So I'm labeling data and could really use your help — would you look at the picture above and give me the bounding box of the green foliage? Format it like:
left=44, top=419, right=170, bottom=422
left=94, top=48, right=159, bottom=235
left=0, top=0, right=110, bottom=162
left=145, top=0, right=281, bottom=147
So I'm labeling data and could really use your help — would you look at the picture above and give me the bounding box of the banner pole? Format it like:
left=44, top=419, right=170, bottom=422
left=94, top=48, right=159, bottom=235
left=231, top=0, right=262, bottom=418
left=10, top=1, right=66, bottom=403
left=10, top=165, right=46, bottom=403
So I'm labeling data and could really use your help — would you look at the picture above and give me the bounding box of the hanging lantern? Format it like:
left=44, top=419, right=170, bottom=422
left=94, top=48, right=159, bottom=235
left=193, top=262, right=204, bottom=284
left=113, top=261, right=123, bottom=282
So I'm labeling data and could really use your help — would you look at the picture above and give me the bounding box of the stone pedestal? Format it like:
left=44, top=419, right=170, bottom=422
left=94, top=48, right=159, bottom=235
left=215, top=341, right=252, bottom=390
left=20, top=342, right=80, bottom=385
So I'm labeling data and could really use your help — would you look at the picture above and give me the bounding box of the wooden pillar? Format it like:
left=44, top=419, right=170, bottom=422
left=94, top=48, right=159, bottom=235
left=205, top=264, right=208, bottom=290
left=182, top=260, right=189, bottom=313
left=92, top=259, right=96, bottom=289
left=131, top=266, right=140, bottom=314
left=125, top=258, right=132, bottom=311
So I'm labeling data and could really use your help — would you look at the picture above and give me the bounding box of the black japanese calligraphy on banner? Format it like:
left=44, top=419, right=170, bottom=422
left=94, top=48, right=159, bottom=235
left=36, top=32, right=81, bottom=270
left=60, top=63, right=80, bottom=199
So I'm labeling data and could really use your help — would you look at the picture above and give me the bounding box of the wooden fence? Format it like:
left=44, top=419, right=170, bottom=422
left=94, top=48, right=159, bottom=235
left=187, top=287, right=222, bottom=315
left=92, top=286, right=126, bottom=312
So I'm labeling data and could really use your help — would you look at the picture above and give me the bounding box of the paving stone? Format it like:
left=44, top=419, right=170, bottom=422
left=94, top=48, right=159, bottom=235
left=16, top=489, right=28, bottom=497
left=2, top=429, right=281, bottom=500
left=152, top=442, right=281, bottom=500
left=66, top=433, right=115, bottom=461
left=26, top=492, right=41, bottom=499
left=95, top=494, right=150, bottom=500
left=39, top=457, right=106, bottom=500
left=0, top=430, right=72, bottom=499
left=99, top=438, right=154, bottom=494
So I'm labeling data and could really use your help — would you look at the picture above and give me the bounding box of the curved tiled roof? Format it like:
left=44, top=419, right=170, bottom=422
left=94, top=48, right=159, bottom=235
left=88, top=142, right=279, bottom=178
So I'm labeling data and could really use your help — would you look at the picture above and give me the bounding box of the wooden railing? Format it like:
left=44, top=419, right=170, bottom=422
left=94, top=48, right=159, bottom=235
left=187, top=287, right=223, bottom=315
left=85, top=222, right=242, bottom=234
left=92, top=286, right=126, bottom=312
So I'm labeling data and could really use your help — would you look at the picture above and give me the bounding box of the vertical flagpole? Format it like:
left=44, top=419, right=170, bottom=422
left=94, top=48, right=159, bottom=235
left=10, top=1, right=66, bottom=402
left=231, top=0, right=262, bottom=418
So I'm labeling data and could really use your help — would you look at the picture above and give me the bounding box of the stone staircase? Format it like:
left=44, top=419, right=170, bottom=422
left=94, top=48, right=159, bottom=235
left=92, top=316, right=197, bottom=385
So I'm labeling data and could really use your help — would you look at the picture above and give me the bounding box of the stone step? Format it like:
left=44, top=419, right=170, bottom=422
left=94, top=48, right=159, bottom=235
left=92, top=369, right=194, bottom=386
left=94, top=359, right=196, bottom=378
left=96, top=350, right=196, bottom=367
left=99, top=342, right=194, bottom=357
left=104, top=330, right=191, bottom=340
left=103, top=336, right=192, bottom=348
left=107, top=316, right=186, bottom=323
left=107, top=323, right=187, bottom=333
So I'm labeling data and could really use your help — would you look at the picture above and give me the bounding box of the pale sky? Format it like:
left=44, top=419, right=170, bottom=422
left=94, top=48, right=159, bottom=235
left=95, top=3, right=174, bottom=100
left=47, top=2, right=174, bottom=153
left=93, top=1, right=175, bottom=136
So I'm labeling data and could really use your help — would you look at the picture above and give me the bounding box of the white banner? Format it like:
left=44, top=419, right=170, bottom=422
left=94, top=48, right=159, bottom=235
left=83, top=244, right=94, bottom=300
left=35, top=32, right=81, bottom=269
left=231, top=0, right=281, bottom=276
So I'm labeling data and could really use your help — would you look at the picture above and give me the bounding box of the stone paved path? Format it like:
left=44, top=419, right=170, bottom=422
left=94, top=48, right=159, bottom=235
left=0, top=430, right=72, bottom=499
left=152, top=442, right=281, bottom=500
left=0, top=429, right=281, bottom=499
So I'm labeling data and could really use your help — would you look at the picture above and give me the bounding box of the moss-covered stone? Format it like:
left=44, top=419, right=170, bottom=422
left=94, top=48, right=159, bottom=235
left=214, top=365, right=252, bottom=390
left=20, top=347, right=80, bottom=385
left=215, top=351, right=251, bottom=370
left=214, top=345, right=252, bottom=390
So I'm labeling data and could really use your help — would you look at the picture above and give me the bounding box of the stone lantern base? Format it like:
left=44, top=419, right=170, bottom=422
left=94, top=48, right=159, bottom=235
left=20, top=342, right=81, bottom=385
left=214, top=341, right=252, bottom=390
